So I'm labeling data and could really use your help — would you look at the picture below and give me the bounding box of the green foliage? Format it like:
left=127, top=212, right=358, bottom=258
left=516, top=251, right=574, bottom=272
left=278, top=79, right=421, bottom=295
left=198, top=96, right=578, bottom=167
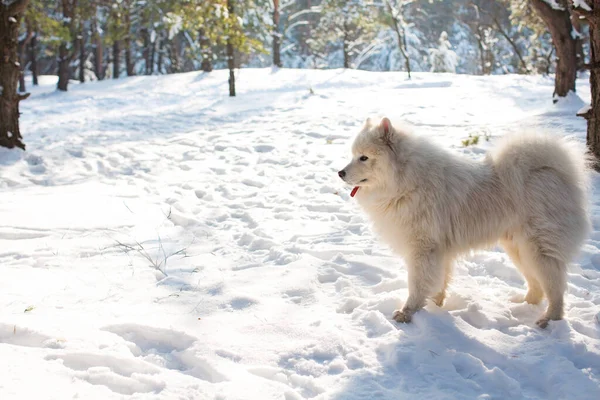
left=223, top=0, right=268, bottom=56
left=26, top=0, right=68, bottom=45
left=105, top=0, right=132, bottom=45
left=461, top=130, right=492, bottom=147
left=16, top=0, right=572, bottom=82
left=462, top=134, right=480, bottom=147
left=174, top=0, right=267, bottom=61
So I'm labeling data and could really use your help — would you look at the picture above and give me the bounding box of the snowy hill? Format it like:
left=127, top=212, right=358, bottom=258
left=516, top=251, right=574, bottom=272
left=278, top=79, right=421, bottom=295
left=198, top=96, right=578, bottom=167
left=1, top=69, right=599, bottom=400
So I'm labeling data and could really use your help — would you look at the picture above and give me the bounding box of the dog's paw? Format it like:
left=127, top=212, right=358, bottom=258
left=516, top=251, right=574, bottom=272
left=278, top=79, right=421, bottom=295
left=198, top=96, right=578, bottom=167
left=535, top=317, right=549, bottom=329
left=432, top=292, right=445, bottom=307
left=392, top=309, right=412, bottom=323
left=536, top=313, right=562, bottom=329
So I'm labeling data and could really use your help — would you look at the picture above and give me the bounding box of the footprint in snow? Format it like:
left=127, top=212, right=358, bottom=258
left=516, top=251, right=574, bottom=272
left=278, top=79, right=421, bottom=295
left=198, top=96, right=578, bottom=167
left=102, top=323, right=227, bottom=383
left=45, top=352, right=165, bottom=395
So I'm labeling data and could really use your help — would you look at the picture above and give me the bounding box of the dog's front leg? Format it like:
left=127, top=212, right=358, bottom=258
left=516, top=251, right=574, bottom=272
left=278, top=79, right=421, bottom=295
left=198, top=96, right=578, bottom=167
left=393, top=248, right=443, bottom=323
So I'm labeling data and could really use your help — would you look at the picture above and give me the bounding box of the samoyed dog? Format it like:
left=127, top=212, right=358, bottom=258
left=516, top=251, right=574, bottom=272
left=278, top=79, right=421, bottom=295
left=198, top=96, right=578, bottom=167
left=338, top=117, right=590, bottom=328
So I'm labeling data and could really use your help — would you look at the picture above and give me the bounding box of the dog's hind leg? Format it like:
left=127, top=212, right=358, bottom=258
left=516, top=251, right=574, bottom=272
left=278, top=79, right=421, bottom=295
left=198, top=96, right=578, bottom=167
left=501, top=239, right=544, bottom=305
left=535, top=260, right=566, bottom=328
left=431, top=258, right=453, bottom=307
left=393, top=248, right=444, bottom=323
left=518, top=239, right=567, bottom=328
left=533, top=257, right=566, bottom=328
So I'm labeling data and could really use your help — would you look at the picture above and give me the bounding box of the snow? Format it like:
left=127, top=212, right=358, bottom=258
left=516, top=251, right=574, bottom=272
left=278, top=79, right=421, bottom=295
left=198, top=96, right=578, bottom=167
left=578, top=104, right=592, bottom=115
left=1, top=69, right=600, bottom=399
left=543, top=0, right=566, bottom=11
left=573, top=0, right=592, bottom=12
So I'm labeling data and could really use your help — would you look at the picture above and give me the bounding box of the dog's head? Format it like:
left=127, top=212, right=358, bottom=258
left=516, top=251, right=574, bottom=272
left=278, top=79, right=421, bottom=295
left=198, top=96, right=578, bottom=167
left=338, top=117, right=407, bottom=196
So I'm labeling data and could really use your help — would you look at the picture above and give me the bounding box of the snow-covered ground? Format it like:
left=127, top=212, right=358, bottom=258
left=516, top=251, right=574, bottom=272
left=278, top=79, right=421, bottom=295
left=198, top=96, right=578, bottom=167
left=1, top=69, right=599, bottom=399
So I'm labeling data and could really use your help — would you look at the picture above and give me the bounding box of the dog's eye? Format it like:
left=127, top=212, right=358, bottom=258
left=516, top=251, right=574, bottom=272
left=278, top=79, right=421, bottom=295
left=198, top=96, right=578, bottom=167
left=359, top=156, right=369, bottom=162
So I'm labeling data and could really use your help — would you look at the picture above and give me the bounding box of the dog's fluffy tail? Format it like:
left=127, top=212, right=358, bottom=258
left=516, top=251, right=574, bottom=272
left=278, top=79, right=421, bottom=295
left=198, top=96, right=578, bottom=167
left=489, top=132, right=591, bottom=197
left=489, top=132, right=591, bottom=257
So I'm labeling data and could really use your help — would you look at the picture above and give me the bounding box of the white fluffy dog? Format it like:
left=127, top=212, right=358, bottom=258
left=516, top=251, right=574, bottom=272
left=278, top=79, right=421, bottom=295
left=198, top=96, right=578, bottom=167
left=338, top=117, right=590, bottom=328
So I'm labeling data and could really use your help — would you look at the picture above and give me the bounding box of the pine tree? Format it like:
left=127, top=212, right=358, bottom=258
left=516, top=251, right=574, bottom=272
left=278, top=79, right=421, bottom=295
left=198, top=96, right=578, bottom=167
left=430, top=31, right=457, bottom=73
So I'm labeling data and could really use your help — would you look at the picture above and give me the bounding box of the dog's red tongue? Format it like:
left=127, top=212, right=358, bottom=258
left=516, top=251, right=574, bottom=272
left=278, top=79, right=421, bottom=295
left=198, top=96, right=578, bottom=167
left=350, top=186, right=360, bottom=197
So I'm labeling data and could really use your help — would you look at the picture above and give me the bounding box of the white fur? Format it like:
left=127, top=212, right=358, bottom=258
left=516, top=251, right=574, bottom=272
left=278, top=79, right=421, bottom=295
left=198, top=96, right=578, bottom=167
left=339, top=117, right=591, bottom=328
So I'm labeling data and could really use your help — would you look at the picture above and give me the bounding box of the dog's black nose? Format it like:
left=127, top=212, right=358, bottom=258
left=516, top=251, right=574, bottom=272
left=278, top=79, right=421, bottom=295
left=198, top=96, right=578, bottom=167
left=338, top=170, right=346, bottom=178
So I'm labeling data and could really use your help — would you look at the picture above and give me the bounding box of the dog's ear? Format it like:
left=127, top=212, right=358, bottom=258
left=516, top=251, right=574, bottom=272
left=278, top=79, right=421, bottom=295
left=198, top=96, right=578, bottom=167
left=379, top=117, right=393, bottom=144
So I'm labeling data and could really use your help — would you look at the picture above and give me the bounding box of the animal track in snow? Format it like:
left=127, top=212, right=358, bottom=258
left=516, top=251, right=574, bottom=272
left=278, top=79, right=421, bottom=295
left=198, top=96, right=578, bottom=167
left=0, top=323, right=64, bottom=349
left=102, top=323, right=196, bottom=354
left=102, top=323, right=227, bottom=383
left=45, top=352, right=165, bottom=395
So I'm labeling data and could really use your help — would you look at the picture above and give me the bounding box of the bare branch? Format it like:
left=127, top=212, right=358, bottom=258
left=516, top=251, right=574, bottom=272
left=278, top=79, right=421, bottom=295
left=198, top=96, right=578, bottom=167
left=582, top=61, right=600, bottom=69
left=577, top=105, right=592, bottom=119
left=493, top=17, right=530, bottom=73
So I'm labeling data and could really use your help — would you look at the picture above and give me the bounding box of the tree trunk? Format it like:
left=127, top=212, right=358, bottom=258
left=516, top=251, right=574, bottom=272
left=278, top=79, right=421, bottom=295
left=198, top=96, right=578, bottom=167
left=401, top=24, right=411, bottom=77
left=227, top=0, right=236, bottom=96
left=393, top=25, right=411, bottom=77
left=199, top=28, right=213, bottom=72
left=57, top=0, right=75, bottom=91
left=124, top=8, right=134, bottom=76
left=587, top=23, right=600, bottom=169
left=343, top=33, right=350, bottom=69
left=0, top=0, right=30, bottom=150
left=113, top=40, right=120, bottom=79
left=228, top=42, right=235, bottom=96
left=157, top=35, right=164, bottom=74
left=57, top=40, right=70, bottom=90
left=475, top=28, right=487, bottom=75
left=125, top=36, right=134, bottom=76
left=78, top=29, right=85, bottom=83
left=92, top=13, right=104, bottom=80
left=273, top=0, right=282, bottom=67
left=575, top=1, right=600, bottom=170
left=150, top=35, right=156, bottom=74
left=385, top=1, right=411, bottom=79
left=30, top=33, right=38, bottom=86
left=18, top=18, right=33, bottom=93
left=142, top=28, right=150, bottom=74
left=18, top=67, right=25, bottom=93
left=531, top=0, right=577, bottom=99
left=170, top=34, right=181, bottom=73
